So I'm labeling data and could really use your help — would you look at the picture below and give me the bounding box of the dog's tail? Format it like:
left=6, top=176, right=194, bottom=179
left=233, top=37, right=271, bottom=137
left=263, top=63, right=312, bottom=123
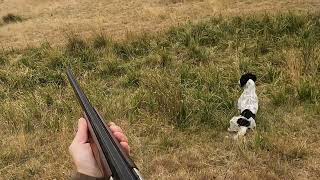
left=240, top=73, right=256, bottom=87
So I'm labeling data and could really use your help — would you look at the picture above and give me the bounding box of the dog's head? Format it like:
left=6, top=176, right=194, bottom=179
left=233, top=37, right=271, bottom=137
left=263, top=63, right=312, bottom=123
left=240, top=73, right=257, bottom=87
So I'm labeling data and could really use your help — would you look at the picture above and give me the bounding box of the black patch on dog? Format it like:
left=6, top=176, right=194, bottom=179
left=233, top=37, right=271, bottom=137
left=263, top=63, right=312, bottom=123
left=241, top=109, right=256, bottom=120
left=240, top=73, right=257, bottom=87
left=237, top=118, right=251, bottom=127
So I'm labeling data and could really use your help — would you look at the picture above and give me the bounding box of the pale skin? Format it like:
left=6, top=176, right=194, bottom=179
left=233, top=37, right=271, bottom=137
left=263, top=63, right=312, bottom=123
left=69, top=118, right=130, bottom=177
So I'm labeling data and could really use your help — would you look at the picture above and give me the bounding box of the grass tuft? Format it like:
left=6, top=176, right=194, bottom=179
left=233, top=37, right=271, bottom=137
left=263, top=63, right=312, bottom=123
left=297, top=78, right=319, bottom=103
left=0, top=55, right=8, bottom=66
left=2, top=13, right=23, bottom=24
left=66, top=35, right=88, bottom=55
left=114, top=36, right=153, bottom=60
left=93, top=34, right=111, bottom=49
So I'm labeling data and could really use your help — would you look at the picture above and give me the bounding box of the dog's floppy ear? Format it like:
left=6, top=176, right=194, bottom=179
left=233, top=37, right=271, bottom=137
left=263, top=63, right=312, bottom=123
left=240, top=73, right=257, bottom=87
left=237, top=118, right=251, bottom=127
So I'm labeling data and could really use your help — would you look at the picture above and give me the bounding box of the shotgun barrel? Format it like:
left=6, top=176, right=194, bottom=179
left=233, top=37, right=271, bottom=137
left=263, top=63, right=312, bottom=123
left=67, top=69, right=143, bottom=180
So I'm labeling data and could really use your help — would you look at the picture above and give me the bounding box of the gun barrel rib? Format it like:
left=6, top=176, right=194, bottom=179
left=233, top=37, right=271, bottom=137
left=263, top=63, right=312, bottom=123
left=67, top=69, right=141, bottom=180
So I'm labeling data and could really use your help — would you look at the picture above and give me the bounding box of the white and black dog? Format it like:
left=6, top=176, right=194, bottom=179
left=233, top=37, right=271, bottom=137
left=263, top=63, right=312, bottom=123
left=228, top=73, right=258, bottom=139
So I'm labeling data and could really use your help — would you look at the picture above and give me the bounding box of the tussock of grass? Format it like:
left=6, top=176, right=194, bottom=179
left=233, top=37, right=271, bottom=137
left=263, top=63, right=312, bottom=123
left=2, top=13, right=23, bottom=24
left=93, top=34, right=111, bottom=49
left=66, top=35, right=87, bottom=53
left=113, top=35, right=154, bottom=60
left=1, top=13, right=320, bottom=179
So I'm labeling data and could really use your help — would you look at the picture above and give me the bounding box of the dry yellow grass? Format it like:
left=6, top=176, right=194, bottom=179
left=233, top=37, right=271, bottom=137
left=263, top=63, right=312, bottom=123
left=1, top=0, right=320, bottom=49
left=284, top=49, right=302, bottom=86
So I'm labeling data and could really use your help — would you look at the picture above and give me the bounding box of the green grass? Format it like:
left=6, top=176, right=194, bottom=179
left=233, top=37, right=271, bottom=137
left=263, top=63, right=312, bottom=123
left=1, top=13, right=320, bottom=179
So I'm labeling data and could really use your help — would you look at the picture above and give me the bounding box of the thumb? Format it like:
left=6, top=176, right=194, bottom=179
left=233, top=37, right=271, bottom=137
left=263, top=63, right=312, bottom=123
left=73, top=118, right=88, bottom=143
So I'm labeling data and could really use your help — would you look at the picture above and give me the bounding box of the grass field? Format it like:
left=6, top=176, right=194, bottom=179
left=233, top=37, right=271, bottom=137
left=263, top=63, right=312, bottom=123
left=1, top=12, right=320, bottom=179
left=1, top=0, right=320, bottom=49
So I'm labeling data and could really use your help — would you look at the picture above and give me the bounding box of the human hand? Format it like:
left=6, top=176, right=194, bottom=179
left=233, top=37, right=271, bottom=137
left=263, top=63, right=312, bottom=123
left=69, top=118, right=130, bottom=177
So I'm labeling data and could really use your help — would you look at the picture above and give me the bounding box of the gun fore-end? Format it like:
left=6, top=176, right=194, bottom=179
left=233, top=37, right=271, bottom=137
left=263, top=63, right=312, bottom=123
left=67, top=68, right=143, bottom=180
left=86, top=117, right=113, bottom=178
left=94, top=108, right=137, bottom=169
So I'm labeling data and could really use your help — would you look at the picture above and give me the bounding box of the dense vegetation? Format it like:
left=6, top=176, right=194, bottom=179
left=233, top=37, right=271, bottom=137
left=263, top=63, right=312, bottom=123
left=0, top=13, right=319, bottom=179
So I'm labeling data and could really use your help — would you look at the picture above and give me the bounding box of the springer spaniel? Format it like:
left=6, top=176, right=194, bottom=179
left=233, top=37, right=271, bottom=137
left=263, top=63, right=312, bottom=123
left=228, top=73, right=258, bottom=139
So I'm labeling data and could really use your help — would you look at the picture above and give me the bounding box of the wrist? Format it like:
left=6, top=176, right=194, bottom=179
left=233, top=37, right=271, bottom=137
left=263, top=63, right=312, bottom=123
left=76, top=166, right=103, bottom=178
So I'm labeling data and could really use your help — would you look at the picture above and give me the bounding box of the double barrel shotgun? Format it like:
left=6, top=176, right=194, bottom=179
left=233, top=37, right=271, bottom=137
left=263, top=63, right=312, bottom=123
left=67, top=69, right=143, bottom=180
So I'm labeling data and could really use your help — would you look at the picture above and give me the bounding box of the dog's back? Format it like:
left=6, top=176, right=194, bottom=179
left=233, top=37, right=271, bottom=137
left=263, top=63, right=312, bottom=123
left=238, top=74, right=258, bottom=114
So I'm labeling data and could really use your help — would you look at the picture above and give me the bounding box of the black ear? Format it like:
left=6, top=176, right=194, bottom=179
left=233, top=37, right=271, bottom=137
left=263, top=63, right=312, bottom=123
left=240, top=73, right=257, bottom=87
left=237, top=118, right=251, bottom=127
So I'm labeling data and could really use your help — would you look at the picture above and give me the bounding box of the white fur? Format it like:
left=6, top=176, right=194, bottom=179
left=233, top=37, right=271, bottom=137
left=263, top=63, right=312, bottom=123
left=233, top=126, right=248, bottom=140
left=228, top=115, right=256, bottom=132
left=238, top=79, right=258, bottom=114
left=228, top=78, right=258, bottom=139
